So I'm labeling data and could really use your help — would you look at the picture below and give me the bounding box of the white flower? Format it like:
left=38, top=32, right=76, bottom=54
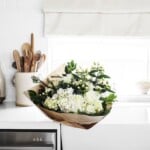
left=45, top=87, right=51, bottom=93
left=86, top=105, right=96, bottom=114
left=85, top=90, right=100, bottom=102
left=57, top=94, right=83, bottom=113
left=85, top=100, right=103, bottom=114
left=57, top=88, right=64, bottom=95
left=52, top=93, right=58, bottom=100
left=57, top=88, right=73, bottom=98
left=66, top=88, right=74, bottom=95
left=43, top=87, right=104, bottom=114
left=44, top=97, right=58, bottom=111
left=63, top=74, right=72, bottom=83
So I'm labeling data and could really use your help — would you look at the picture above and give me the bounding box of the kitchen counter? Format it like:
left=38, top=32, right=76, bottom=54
left=1, top=101, right=150, bottom=126
left=0, top=101, right=59, bottom=129
left=0, top=101, right=49, bottom=122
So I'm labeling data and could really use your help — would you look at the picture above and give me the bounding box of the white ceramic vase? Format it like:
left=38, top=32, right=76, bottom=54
left=15, top=72, right=37, bottom=106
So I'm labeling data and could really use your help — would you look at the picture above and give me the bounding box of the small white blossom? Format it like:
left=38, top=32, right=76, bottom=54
left=63, top=74, right=72, bottom=83
left=44, top=98, right=58, bottom=111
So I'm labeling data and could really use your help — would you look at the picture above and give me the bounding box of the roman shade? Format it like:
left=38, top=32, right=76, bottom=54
left=44, top=0, right=150, bottom=36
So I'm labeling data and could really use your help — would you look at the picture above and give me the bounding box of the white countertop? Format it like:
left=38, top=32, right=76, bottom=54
left=100, top=101, right=150, bottom=124
left=0, top=101, right=60, bottom=129
left=1, top=101, right=150, bottom=128
left=0, top=101, right=50, bottom=122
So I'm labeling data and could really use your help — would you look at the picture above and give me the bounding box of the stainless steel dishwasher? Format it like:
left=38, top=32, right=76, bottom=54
left=0, top=129, right=57, bottom=150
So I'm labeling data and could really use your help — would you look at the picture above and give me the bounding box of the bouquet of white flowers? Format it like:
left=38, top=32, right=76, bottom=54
left=28, top=60, right=116, bottom=129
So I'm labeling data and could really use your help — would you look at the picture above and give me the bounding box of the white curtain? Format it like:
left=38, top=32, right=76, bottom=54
left=44, top=0, right=150, bottom=36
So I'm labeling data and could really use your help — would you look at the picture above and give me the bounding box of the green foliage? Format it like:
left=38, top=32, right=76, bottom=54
left=31, top=76, right=40, bottom=83
left=100, top=93, right=117, bottom=103
left=65, top=60, right=77, bottom=74
left=28, top=90, right=45, bottom=105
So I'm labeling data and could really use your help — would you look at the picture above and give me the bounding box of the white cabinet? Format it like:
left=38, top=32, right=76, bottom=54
left=61, top=102, right=150, bottom=150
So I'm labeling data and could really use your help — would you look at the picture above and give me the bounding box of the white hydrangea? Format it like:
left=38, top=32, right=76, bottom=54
left=44, top=97, right=58, bottom=111
left=44, top=88, right=103, bottom=114
left=85, top=90, right=100, bottom=102
left=57, top=94, right=83, bottom=113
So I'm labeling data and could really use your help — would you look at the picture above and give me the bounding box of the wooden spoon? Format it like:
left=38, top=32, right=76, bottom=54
left=24, top=56, right=30, bottom=72
left=13, top=50, right=22, bottom=72
left=22, top=43, right=31, bottom=57
left=37, top=54, right=46, bottom=71
left=30, top=52, right=41, bottom=72
left=22, top=43, right=33, bottom=72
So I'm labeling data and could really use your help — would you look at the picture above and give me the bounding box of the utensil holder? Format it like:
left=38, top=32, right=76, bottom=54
left=15, top=72, right=37, bottom=106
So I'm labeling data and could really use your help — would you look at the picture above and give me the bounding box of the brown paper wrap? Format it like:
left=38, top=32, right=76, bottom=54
left=27, top=65, right=109, bottom=129
left=39, top=106, right=104, bottom=129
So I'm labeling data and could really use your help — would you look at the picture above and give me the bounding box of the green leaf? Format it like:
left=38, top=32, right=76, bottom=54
left=65, top=60, right=77, bottom=74
left=28, top=90, right=37, bottom=97
left=101, top=93, right=117, bottom=103
left=31, top=76, right=40, bottom=83
left=28, top=90, right=45, bottom=105
left=97, top=74, right=110, bottom=79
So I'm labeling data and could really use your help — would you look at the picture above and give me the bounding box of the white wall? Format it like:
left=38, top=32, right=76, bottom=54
left=0, top=0, right=47, bottom=101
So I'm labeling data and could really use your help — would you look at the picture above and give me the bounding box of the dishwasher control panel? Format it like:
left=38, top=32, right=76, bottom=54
left=0, top=129, right=57, bottom=150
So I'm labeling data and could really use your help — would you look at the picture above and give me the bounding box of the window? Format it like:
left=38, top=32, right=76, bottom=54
left=48, top=36, right=150, bottom=101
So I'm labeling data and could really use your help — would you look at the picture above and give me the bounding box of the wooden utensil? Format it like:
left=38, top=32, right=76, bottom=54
left=30, top=52, right=41, bottom=72
left=37, top=54, right=46, bottom=71
left=31, top=33, right=34, bottom=56
left=22, top=43, right=32, bottom=72
left=20, top=56, right=24, bottom=72
left=24, top=56, right=31, bottom=72
left=22, top=43, right=31, bottom=57
left=13, top=50, right=22, bottom=72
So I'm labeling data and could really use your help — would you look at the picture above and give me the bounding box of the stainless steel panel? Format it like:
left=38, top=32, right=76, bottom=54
left=0, top=147, right=52, bottom=150
left=0, top=130, right=57, bottom=150
left=0, top=132, right=55, bottom=145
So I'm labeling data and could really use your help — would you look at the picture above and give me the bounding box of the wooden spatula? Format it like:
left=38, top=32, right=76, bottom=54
left=13, top=50, right=22, bottom=72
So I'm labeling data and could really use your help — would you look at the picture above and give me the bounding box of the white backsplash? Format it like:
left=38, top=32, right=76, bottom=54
left=0, top=0, right=48, bottom=102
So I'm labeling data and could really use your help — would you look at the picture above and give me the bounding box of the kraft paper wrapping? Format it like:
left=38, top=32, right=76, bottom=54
left=27, top=64, right=108, bottom=129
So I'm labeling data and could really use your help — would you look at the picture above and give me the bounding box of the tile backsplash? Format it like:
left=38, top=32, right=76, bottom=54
left=0, top=0, right=47, bottom=101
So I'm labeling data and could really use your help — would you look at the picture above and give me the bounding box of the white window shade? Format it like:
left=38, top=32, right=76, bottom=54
left=44, top=0, right=150, bottom=36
